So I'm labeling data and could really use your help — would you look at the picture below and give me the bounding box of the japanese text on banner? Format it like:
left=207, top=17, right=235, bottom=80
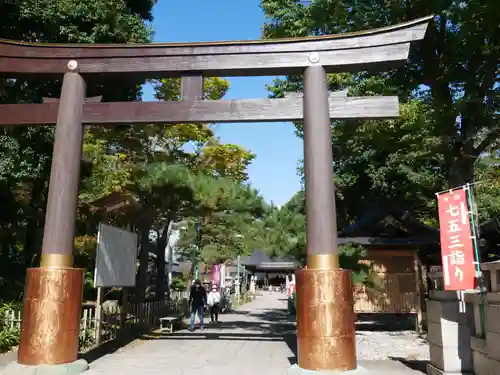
left=436, top=189, right=476, bottom=290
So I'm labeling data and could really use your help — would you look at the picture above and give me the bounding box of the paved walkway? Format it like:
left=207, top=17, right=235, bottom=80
left=85, top=293, right=295, bottom=375
left=0, top=293, right=426, bottom=374
left=83, top=293, right=425, bottom=375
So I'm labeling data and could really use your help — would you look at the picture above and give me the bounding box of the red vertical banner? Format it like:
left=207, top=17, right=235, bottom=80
left=210, top=264, right=221, bottom=289
left=437, top=189, right=477, bottom=290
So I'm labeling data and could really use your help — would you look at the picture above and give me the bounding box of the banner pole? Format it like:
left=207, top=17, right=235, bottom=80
left=434, top=180, right=489, bottom=196
left=465, top=183, right=486, bottom=337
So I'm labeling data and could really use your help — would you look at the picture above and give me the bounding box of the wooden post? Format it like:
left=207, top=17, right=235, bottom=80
left=120, top=288, right=129, bottom=330
left=181, top=75, right=204, bottom=101
left=413, top=250, right=424, bottom=333
left=95, top=287, right=103, bottom=345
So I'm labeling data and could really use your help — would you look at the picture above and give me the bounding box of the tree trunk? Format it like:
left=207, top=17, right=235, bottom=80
left=155, top=215, right=175, bottom=300
left=23, top=179, right=47, bottom=267
left=448, top=144, right=476, bottom=188
left=155, top=232, right=166, bottom=300
left=135, top=212, right=152, bottom=302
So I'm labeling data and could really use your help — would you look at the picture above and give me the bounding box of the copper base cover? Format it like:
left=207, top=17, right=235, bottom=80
left=18, top=267, right=84, bottom=365
left=296, top=268, right=356, bottom=371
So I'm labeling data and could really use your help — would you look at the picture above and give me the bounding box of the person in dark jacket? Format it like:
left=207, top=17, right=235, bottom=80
left=188, top=279, right=207, bottom=331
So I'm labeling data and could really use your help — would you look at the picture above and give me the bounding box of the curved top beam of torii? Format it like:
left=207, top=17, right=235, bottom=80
left=0, top=16, right=432, bottom=77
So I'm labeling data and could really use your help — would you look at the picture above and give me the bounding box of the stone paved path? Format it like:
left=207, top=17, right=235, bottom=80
left=85, top=293, right=295, bottom=375
left=83, top=292, right=426, bottom=375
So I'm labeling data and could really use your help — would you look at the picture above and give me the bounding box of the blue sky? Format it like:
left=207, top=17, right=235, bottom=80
left=142, top=0, right=303, bottom=206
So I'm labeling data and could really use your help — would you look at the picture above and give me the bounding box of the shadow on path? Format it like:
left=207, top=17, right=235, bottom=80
left=356, top=313, right=417, bottom=332
left=80, top=334, right=138, bottom=364
left=389, top=356, right=428, bottom=374
left=248, top=308, right=296, bottom=323
left=137, top=301, right=299, bottom=365
left=80, top=296, right=296, bottom=365
left=141, top=331, right=293, bottom=342
left=220, top=309, right=250, bottom=316
left=249, top=303, right=418, bottom=332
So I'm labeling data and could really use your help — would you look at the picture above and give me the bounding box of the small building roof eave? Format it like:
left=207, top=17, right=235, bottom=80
left=339, top=236, right=438, bottom=247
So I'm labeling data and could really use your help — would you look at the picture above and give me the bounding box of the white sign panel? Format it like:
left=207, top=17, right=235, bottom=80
left=94, top=223, right=138, bottom=287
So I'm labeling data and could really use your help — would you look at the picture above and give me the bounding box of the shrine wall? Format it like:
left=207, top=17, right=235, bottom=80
left=426, top=263, right=500, bottom=375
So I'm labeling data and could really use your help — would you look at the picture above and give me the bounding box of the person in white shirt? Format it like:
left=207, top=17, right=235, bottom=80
left=207, top=285, right=221, bottom=324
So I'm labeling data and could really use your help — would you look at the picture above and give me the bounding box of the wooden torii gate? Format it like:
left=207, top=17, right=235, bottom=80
left=0, top=16, right=431, bottom=374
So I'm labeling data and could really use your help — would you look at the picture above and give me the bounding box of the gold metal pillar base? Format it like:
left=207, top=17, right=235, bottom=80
left=39, top=253, right=73, bottom=268
left=296, top=267, right=356, bottom=371
left=18, top=267, right=84, bottom=365
left=307, top=254, right=339, bottom=270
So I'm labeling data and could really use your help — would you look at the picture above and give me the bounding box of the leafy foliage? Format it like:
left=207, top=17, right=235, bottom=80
left=0, top=303, right=21, bottom=353
left=0, top=0, right=154, bottom=303
left=261, top=191, right=380, bottom=286
left=170, top=276, right=188, bottom=292
left=175, top=178, right=267, bottom=264
left=132, top=76, right=256, bottom=299
left=261, top=0, right=500, bottom=227
left=339, top=243, right=380, bottom=288
left=0, top=0, right=262, bottom=305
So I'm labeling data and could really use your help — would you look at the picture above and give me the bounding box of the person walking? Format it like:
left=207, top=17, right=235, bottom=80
left=188, top=279, right=207, bottom=331
left=207, top=285, right=221, bottom=324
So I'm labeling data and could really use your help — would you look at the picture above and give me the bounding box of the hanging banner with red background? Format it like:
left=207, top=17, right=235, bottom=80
left=210, top=264, right=221, bottom=289
left=437, top=188, right=476, bottom=290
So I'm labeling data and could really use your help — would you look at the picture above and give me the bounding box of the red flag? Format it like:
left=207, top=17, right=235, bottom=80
left=210, top=264, right=221, bottom=289
left=437, top=189, right=477, bottom=290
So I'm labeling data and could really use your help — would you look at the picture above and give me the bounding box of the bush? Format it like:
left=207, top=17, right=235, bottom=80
left=171, top=276, right=188, bottom=291
left=0, top=303, right=21, bottom=353
left=0, top=328, right=20, bottom=353
left=79, top=329, right=96, bottom=350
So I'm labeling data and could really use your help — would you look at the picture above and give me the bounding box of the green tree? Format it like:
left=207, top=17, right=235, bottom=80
left=474, top=153, right=500, bottom=223
left=69, top=71, right=256, bottom=301
left=261, top=191, right=379, bottom=286
left=131, top=76, right=256, bottom=300
left=174, top=178, right=267, bottom=265
left=170, top=276, right=188, bottom=292
left=0, top=0, right=154, bottom=300
left=261, top=0, right=499, bottom=225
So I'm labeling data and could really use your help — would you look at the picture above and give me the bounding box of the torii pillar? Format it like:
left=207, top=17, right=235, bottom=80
left=290, top=64, right=360, bottom=374
left=9, top=70, right=90, bottom=373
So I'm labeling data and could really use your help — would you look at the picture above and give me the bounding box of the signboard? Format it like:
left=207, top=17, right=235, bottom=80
left=94, top=223, right=138, bottom=287
left=437, top=189, right=476, bottom=290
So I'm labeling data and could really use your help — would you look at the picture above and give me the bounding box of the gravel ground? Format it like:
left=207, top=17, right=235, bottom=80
left=356, top=331, right=429, bottom=361
left=354, top=313, right=429, bottom=361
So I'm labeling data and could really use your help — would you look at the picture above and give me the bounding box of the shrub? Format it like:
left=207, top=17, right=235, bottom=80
left=0, top=303, right=21, bottom=353
left=171, top=276, right=188, bottom=291
left=79, top=329, right=96, bottom=350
